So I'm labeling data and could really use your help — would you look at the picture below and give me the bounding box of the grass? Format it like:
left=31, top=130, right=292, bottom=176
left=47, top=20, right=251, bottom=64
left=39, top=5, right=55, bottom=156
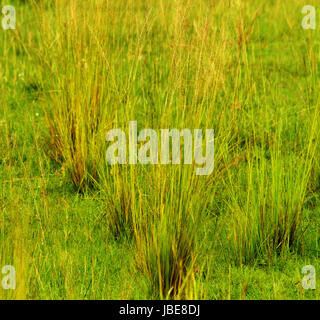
left=0, top=0, right=320, bottom=299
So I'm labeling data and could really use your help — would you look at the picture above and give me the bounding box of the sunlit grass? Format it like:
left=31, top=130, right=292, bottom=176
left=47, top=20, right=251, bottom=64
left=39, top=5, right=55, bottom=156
left=0, top=0, right=319, bottom=299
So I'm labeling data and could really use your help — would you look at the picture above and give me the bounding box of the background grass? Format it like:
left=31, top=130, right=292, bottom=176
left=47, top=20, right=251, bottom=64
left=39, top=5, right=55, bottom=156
left=0, top=0, right=320, bottom=299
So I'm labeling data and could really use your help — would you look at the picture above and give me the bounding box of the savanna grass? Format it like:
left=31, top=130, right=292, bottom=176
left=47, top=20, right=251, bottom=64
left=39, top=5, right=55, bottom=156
left=1, top=0, right=320, bottom=300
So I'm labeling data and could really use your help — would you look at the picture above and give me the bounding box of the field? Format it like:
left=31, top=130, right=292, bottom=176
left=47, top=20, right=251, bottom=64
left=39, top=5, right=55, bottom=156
left=0, top=0, right=320, bottom=300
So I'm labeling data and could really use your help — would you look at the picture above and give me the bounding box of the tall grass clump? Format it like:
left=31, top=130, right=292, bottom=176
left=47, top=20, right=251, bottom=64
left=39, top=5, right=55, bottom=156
left=225, top=111, right=320, bottom=265
left=33, top=0, right=123, bottom=191
left=131, top=165, right=211, bottom=299
left=98, top=165, right=135, bottom=240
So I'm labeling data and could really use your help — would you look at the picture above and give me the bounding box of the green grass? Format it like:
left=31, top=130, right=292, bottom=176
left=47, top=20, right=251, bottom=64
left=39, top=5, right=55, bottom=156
left=0, top=0, right=320, bottom=299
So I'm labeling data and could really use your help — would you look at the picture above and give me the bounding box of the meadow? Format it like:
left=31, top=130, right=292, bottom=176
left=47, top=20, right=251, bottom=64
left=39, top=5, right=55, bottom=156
left=0, top=0, right=320, bottom=300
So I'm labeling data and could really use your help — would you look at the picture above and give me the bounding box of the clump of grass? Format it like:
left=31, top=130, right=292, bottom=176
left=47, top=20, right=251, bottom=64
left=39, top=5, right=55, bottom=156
left=44, top=66, right=109, bottom=192
left=225, top=111, right=320, bottom=265
left=34, top=0, right=116, bottom=192
left=100, top=165, right=134, bottom=240
left=141, top=213, right=198, bottom=299
left=133, top=167, right=207, bottom=299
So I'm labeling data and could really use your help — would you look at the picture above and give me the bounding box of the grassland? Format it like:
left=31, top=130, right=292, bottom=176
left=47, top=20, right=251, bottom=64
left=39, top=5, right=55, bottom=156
left=0, top=0, right=320, bottom=300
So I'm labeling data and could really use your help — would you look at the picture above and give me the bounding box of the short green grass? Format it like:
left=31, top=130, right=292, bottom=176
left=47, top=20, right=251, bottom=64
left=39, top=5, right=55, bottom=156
left=0, top=0, right=320, bottom=299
